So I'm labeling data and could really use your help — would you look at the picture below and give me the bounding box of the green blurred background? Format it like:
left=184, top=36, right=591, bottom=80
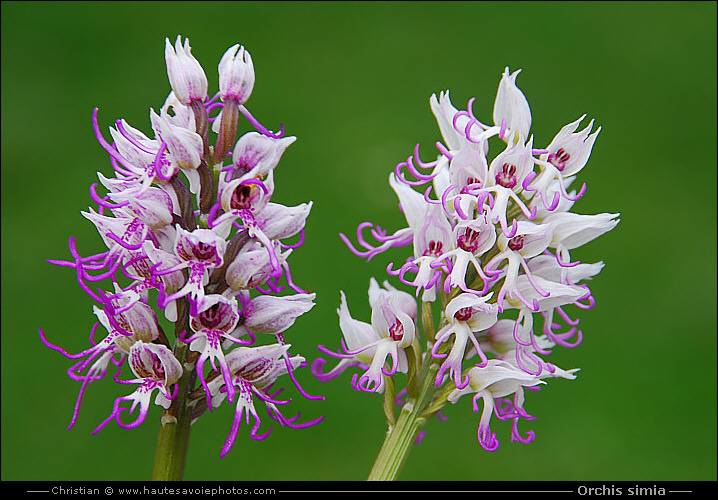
left=2, top=1, right=715, bottom=482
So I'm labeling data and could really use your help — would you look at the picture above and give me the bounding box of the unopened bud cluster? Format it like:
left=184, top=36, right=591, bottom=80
left=313, top=67, right=619, bottom=451
left=41, top=35, right=322, bottom=457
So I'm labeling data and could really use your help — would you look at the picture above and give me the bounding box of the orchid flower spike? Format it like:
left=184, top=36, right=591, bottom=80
left=317, top=66, right=618, bottom=462
left=42, top=37, right=322, bottom=468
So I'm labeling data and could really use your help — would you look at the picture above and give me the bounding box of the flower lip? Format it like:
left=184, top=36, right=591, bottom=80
left=492, top=66, right=531, bottom=142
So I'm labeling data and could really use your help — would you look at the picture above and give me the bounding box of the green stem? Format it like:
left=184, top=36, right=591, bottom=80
left=367, top=361, right=440, bottom=481
left=152, top=298, right=195, bottom=481
left=151, top=342, right=195, bottom=481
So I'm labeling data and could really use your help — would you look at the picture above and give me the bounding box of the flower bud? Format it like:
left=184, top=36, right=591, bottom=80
left=218, top=44, right=255, bottom=104
left=493, top=67, right=531, bottom=143
left=164, top=36, right=208, bottom=105
left=430, top=90, right=466, bottom=151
